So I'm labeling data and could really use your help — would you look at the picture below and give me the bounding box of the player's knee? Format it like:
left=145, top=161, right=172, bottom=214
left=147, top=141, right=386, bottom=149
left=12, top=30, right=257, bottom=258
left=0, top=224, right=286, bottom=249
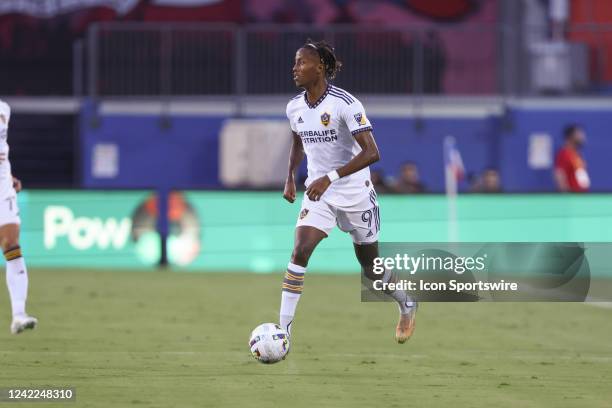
left=1, top=239, right=20, bottom=255
left=0, top=224, right=20, bottom=252
left=291, top=242, right=315, bottom=266
left=0, top=236, right=19, bottom=253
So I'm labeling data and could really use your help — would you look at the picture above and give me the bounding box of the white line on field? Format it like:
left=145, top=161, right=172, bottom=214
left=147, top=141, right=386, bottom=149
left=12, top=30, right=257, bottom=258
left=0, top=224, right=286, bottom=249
left=584, top=297, right=612, bottom=309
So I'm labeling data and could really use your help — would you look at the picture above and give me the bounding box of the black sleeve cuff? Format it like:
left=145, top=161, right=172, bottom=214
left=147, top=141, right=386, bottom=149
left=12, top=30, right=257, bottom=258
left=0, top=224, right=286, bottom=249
left=351, top=126, right=373, bottom=136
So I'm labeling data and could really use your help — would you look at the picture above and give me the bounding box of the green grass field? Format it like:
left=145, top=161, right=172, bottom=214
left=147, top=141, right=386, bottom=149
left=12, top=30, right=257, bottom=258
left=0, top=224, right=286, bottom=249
left=1, top=269, right=611, bottom=408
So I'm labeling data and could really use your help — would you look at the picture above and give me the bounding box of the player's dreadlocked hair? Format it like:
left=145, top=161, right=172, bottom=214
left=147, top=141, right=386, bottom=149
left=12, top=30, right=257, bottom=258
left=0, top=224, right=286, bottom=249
left=303, top=39, right=343, bottom=80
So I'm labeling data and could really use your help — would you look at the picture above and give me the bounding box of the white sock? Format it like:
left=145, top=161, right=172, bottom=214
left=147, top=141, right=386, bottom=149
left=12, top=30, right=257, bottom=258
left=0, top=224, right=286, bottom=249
left=5, top=248, right=28, bottom=318
left=280, top=262, right=306, bottom=335
left=382, top=268, right=415, bottom=314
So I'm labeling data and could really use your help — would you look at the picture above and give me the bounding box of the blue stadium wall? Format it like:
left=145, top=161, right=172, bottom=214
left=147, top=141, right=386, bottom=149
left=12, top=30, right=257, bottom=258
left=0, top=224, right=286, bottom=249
left=80, top=102, right=612, bottom=192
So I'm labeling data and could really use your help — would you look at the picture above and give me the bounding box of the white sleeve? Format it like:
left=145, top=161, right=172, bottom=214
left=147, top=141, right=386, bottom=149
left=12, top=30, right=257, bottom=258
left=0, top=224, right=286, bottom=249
left=0, top=101, right=10, bottom=134
left=341, top=99, right=373, bottom=136
left=286, top=103, right=297, bottom=133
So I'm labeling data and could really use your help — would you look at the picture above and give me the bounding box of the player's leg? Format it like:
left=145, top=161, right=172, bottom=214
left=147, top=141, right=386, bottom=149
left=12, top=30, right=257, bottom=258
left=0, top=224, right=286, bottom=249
left=0, top=222, right=37, bottom=334
left=290, top=226, right=327, bottom=267
left=280, top=226, right=327, bottom=335
left=338, top=187, right=418, bottom=343
left=353, top=241, right=417, bottom=343
left=280, top=196, right=335, bottom=336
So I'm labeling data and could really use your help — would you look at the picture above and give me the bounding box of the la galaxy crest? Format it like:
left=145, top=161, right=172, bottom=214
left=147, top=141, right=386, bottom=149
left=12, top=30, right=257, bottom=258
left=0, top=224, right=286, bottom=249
left=354, top=112, right=366, bottom=126
left=299, top=209, right=309, bottom=220
left=320, top=112, right=331, bottom=126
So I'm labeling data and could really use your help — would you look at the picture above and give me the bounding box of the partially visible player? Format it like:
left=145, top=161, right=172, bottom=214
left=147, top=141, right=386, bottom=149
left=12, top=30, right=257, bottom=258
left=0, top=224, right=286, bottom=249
left=279, top=40, right=417, bottom=344
left=0, top=99, right=37, bottom=334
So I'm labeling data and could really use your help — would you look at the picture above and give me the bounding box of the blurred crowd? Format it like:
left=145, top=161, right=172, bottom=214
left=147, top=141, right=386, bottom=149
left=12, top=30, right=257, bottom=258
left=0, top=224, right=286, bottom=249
left=370, top=164, right=503, bottom=195
left=371, top=124, right=590, bottom=194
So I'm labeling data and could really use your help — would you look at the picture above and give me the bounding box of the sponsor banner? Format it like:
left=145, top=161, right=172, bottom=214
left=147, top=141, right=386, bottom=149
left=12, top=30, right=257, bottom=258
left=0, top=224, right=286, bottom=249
left=19, top=190, right=158, bottom=268
left=176, top=192, right=612, bottom=273
left=13, top=191, right=612, bottom=273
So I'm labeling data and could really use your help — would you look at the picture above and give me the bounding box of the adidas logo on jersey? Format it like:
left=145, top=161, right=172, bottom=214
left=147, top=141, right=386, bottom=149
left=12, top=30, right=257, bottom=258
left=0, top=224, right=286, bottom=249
left=297, top=116, right=304, bottom=124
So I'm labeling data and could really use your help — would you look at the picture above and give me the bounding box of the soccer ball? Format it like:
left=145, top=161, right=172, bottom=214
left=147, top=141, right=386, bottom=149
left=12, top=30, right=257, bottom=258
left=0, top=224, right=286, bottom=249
left=249, top=323, right=290, bottom=364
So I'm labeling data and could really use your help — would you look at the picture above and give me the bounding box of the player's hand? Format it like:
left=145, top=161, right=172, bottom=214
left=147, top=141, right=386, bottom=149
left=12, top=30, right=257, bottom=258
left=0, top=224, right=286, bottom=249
left=306, top=176, right=331, bottom=201
left=12, top=176, right=22, bottom=193
left=0, top=153, right=5, bottom=164
left=283, top=178, right=296, bottom=203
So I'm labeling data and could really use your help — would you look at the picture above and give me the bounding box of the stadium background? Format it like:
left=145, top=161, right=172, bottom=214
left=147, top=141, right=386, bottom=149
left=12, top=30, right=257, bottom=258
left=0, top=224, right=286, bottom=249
left=1, top=1, right=611, bottom=407
left=2, top=0, right=612, bottom=270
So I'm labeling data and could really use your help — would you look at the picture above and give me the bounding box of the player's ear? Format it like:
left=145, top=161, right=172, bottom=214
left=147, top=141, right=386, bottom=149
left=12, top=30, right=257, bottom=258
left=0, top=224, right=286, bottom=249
left=316, top=61, right=324, bottom=76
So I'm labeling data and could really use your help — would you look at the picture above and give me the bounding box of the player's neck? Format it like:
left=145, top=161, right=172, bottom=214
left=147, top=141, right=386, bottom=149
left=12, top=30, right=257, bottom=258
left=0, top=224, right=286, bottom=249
left=305, top=80, right=329, bottom=105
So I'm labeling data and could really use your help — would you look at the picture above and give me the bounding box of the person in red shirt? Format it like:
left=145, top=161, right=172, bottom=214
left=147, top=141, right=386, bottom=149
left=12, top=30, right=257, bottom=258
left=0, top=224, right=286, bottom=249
left=554, top=124, right=590, bottom=192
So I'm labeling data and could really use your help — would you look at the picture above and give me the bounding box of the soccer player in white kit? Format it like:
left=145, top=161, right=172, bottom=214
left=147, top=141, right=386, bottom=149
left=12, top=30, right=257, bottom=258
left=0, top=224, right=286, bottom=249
left=0, top=100, right=37, bottom=334
left=279, top=40, right=417, bottom=343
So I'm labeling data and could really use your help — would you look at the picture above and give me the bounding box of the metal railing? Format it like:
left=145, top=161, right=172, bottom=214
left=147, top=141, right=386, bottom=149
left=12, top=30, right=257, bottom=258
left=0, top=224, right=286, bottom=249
left=84, top=22, right=612, bottom=98
left=86, top=23, right=508, bottom=97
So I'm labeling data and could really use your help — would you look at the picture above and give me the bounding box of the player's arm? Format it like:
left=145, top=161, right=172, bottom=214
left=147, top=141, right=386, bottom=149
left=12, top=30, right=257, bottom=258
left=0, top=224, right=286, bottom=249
left=284, top=131, right=304, bottom=203
left=306, top=130, right=380, bottom=201
left=336, top=130, right=380, bottom=178
left=0, top=106, right=7, bottom=166
left=12, top=176, right=22, bottom=193
left=0, top=104, right=18, bottom=192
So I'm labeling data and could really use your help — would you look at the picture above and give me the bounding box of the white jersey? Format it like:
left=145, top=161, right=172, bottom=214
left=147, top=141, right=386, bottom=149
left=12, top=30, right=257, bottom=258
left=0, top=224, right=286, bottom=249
left=286, top=85, right=374, bottom=209
left=0, top=100, right=13, bottom=197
